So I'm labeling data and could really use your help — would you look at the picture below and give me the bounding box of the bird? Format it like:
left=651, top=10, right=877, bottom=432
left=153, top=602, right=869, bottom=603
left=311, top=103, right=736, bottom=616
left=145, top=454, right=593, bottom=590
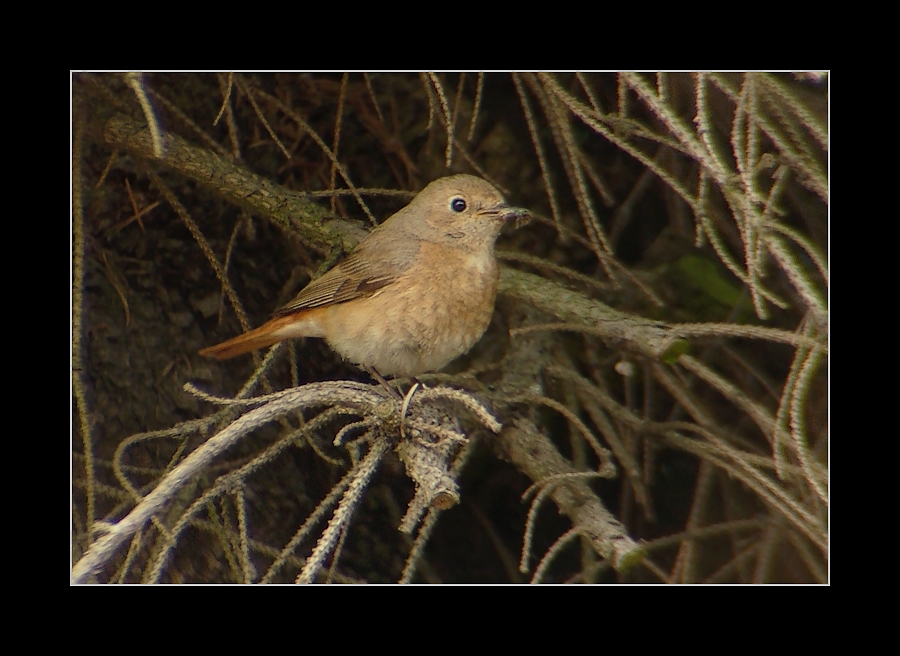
left=199, top=174, right=527, bottom=378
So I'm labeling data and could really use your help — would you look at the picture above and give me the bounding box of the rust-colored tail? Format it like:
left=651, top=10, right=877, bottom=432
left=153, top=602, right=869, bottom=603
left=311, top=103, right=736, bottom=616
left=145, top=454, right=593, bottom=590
left=199, top=315, right=304, bottom=360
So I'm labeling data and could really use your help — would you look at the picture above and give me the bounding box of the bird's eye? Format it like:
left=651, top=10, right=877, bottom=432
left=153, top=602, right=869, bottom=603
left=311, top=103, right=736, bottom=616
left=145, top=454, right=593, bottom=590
left=450, top=197, right=467, bottom=213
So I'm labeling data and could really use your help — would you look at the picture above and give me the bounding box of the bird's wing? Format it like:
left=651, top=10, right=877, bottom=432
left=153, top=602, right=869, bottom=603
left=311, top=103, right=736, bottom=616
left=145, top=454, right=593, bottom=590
left=274, top=237, right=420, bottom=316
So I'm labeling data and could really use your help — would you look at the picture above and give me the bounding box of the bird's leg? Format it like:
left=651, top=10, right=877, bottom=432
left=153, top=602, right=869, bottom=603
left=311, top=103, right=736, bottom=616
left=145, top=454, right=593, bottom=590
left=399, top=381, right=421, bottom=439
left=364, top=366, right=402, bottom=400
left=363, top=369, right=425, bottom=438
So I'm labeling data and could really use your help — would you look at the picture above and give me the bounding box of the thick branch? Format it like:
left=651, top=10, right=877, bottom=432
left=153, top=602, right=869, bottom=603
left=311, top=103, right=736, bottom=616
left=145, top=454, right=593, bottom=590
left=494, top=419, right=645, bottom=573
left=499, top=268, right=686, bottom=361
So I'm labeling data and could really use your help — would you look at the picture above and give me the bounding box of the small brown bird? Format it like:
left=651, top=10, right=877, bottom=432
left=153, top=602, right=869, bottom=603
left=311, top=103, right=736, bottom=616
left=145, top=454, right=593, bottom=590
left=199, top=175, right=527, bottom=378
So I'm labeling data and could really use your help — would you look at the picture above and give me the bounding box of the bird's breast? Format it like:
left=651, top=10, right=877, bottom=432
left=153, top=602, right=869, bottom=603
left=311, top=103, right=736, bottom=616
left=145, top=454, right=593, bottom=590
left=320, top=243, right=500, bottom=377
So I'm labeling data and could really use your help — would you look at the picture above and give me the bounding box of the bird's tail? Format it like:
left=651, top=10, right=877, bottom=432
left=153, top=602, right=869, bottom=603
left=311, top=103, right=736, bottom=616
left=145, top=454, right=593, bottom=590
left=199, top=313, right=317, bottom=360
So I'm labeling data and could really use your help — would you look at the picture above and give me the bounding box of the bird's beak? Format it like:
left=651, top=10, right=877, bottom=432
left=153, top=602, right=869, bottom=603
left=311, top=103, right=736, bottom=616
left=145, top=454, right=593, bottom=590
left=479, top=204, right=531, bottom=225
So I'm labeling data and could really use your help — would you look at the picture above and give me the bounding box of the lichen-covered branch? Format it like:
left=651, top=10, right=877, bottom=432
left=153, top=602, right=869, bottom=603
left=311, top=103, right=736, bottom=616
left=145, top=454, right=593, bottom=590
left=494, top=419, right=646, bottom=573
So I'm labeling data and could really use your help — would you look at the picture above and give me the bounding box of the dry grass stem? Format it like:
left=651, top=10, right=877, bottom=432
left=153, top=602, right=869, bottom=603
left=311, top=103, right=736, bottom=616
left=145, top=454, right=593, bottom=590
left=513, top=73, right=564, bottom=233
left=72, top=115, right=95, bottom=538
left=531, top=527, right=582, bottom=583
left=124, top=72, right=164, bottom=158
left=246, top=81, right=378, bottom=226
left=297, top=437, right=389, bottom=583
